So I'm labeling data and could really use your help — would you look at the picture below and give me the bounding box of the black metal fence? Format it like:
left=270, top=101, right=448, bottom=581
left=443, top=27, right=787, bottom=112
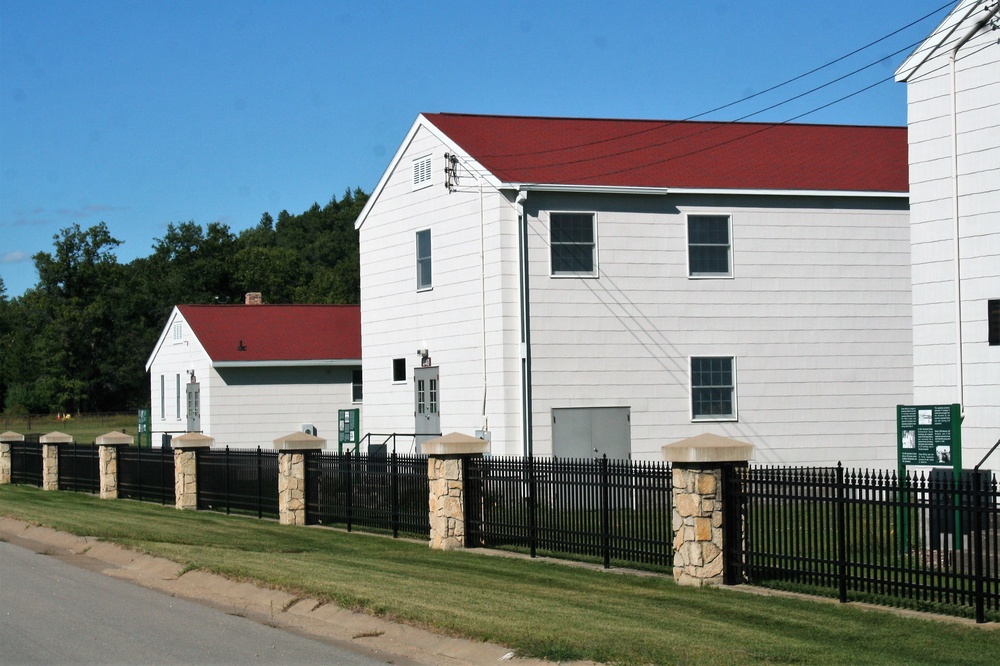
left=305, top=451, right=430, bottom=538
left=118, top=446, right=175, bottom=505
left=57, top=443, right=99, bottom=494
left=196, top=447, right=279, bottom=519
left=724, top=464, right=1000, bottom=622
left=465, top=456, right=674, bottom=569
left=10, top=437, right=42, bottom=487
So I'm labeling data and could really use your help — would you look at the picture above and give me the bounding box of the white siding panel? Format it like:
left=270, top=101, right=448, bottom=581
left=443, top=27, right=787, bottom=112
left=521, top=192, right=911, bottom=467
left=905, top=14, right=1000, bottom=465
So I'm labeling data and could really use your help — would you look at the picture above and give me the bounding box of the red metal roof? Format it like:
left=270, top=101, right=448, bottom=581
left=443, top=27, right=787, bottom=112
left=423, top=113, right=908, bottom=193
left=177, top=304, right=361, bottom=363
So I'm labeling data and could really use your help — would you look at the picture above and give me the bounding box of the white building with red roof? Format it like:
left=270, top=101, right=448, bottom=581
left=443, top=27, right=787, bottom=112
left=355, top=113, right=913, bottom=466
left=145, top=298, right=361, bottom=448
left=895, top=0, right=1000, bottom=468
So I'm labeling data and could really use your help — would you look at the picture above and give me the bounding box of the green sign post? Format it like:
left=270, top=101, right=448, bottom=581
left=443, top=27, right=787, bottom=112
left=338, top=408, right=360, bottom=455
left=896, top=403, right=963, bottom=550
left=137, top=408, right=151, bottom=448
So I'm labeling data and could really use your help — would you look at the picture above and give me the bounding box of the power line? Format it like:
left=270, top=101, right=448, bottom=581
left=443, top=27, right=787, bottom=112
left=476, top=2, right=955, bottom=161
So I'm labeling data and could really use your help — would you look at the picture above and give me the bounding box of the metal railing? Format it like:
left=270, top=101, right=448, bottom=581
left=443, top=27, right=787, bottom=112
left=118, top=446, right=175, bottom=505
left=724, top=464, right=1000, bottom=623
left=465, top=456, right=674, bottom=569
left=357, top=432, right=437, bottom=455
left=196, top=447, right=279, bottom=519
left=305, top=451, right=430, bottom=538
left=10, top=437, right=42, bottom=487
left=57, top=443, right=99, bottom=494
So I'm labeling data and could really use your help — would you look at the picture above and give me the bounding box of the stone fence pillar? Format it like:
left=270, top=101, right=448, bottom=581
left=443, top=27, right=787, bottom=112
left=424, top=432, right=489, bottom=550
left=0, top=431, right=25, bottom=485
left=662, top=433, right=753, bottom=587
left=96, top=431, right=134, bottom=500
left=40, top=431, right=73, bottom=491
left=172, top=432, right=214, bottom=510
left=274, top=432, right=326, bottom=526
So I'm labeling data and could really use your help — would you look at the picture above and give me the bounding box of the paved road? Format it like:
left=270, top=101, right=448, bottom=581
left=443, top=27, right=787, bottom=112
left=0, top=540, right=394, bottom=665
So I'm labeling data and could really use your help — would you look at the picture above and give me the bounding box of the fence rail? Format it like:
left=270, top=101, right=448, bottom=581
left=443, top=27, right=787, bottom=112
left=725, top=464, right=1000, bottom=622
left=118, top=446, right=175, bottom=505
left=305, top=451, right=430, bottom=538
left=196, top=447, right=279, bottom=519
left=465, top=456, right=673, bottom=569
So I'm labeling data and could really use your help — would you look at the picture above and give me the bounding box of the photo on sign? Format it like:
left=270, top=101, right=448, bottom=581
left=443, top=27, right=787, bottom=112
left=919, top=409, right=933, bottom=426
left=936, top=445, right=951, bottom=464
left=902, top=430, right=916, bottom=449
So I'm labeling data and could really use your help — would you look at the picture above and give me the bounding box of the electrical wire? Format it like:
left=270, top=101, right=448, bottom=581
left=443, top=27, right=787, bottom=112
left=475, top=2, right=956, bottom=161
left=448, top=24, right=997, bottom=188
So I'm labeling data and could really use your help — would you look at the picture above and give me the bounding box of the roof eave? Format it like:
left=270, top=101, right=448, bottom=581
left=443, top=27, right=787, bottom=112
left=895, top=0, right=984, bottom=82
left=212, top=359, right=362, bottom=369
left=509, top=183, right=907, bottom=198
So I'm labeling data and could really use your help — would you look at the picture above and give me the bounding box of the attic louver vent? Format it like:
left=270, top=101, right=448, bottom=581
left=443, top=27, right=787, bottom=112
left=412, top=155, right=432, bottom=189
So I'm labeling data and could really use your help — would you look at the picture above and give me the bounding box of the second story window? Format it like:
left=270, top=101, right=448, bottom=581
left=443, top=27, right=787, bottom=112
left=688, top=214, right=732, bottom=277
left=550, top=212, right=597, bottom=277
left=416, top=229, right=432, bottom=291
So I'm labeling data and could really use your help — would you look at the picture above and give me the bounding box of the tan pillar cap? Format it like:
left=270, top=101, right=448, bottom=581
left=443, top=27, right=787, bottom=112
left=0, top=431, right=25, bottom=443
left=96, top=431, right=134, bottom=446
left=171, top=432, right=214, bottom=449
left=40, top=431, right=74, bottom=444
left=661, top=433, right=754, bottom=464
left=273, top=431, right=326, bottom=452
left=422, top=432, right=489, bottom=456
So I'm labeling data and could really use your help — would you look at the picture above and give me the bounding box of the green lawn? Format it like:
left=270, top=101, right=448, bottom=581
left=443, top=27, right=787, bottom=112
left=2, top=412, right=137, bottom=442
left=1, top=485, right=997, bottom=665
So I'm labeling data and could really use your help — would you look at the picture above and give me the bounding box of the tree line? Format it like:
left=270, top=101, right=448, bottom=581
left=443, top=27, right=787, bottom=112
left=0, top=188, right=368, bottom=416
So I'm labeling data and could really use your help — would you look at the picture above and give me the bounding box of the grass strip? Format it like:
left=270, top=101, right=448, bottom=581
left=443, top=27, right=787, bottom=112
left=1, top=485, right=998, bottom=665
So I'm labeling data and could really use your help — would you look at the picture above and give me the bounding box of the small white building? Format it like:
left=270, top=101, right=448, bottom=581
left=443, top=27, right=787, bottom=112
left=895, top=0, right=1000, bottom=469
left=355, top=113, right=914, bottom=467
left=145, top=299, right=362, bottom=448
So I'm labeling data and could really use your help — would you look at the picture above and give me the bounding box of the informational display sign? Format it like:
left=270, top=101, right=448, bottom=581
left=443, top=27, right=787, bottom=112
left=338, top=408, right=360, bottom=455
left=896, top=403, right=962, bottom=470
left=137, top=408, right=151, bottom=448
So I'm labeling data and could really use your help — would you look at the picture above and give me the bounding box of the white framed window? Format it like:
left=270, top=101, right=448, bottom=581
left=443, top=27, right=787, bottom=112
left=172, top=322, right=183, bottom=343
left=690, top=356, right=737, bottom=420
left=687, top=214, right=732, bottom=277
left=160, top=375, right=165, bottom=419
left=416, top=229, right=432, bottom=291
left=175, top=374, right=182, bottom=420
left=412, top=155, right=433, bottom=190
left=550, top=212, right=597, bottom=277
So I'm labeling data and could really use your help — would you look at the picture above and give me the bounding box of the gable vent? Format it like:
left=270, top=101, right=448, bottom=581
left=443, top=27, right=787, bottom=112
left=412, top=155, right=432, bottom=189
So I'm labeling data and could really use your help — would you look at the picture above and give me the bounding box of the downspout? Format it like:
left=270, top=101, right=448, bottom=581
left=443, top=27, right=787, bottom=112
left=480, top=177, right=488, bottom=434
left=516, top=189, right=534, bottom=457
left=948, top=1, right=999, bottom=416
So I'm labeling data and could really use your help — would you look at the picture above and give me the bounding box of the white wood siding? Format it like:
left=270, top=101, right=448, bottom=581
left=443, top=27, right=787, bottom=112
left=904, top=13, right=1000, bottom=465
left=206, top=366, right=358, bottom=448
left=359, top=126, right=524, bottom=454
left=523, top=192, right=912, bottom=467
left=147, top=310, right=212, bottom=446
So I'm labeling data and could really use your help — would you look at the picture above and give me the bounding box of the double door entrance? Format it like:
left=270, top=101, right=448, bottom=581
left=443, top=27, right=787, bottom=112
left=414, top=367, right=439, bottom=451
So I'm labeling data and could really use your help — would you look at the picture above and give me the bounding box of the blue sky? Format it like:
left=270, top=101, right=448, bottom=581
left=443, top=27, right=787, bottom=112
left=0, top=0, right=953, bottom=297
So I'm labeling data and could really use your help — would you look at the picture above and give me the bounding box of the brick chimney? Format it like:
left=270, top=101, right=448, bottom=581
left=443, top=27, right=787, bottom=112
left=245, top=292, right=263, bottom=305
